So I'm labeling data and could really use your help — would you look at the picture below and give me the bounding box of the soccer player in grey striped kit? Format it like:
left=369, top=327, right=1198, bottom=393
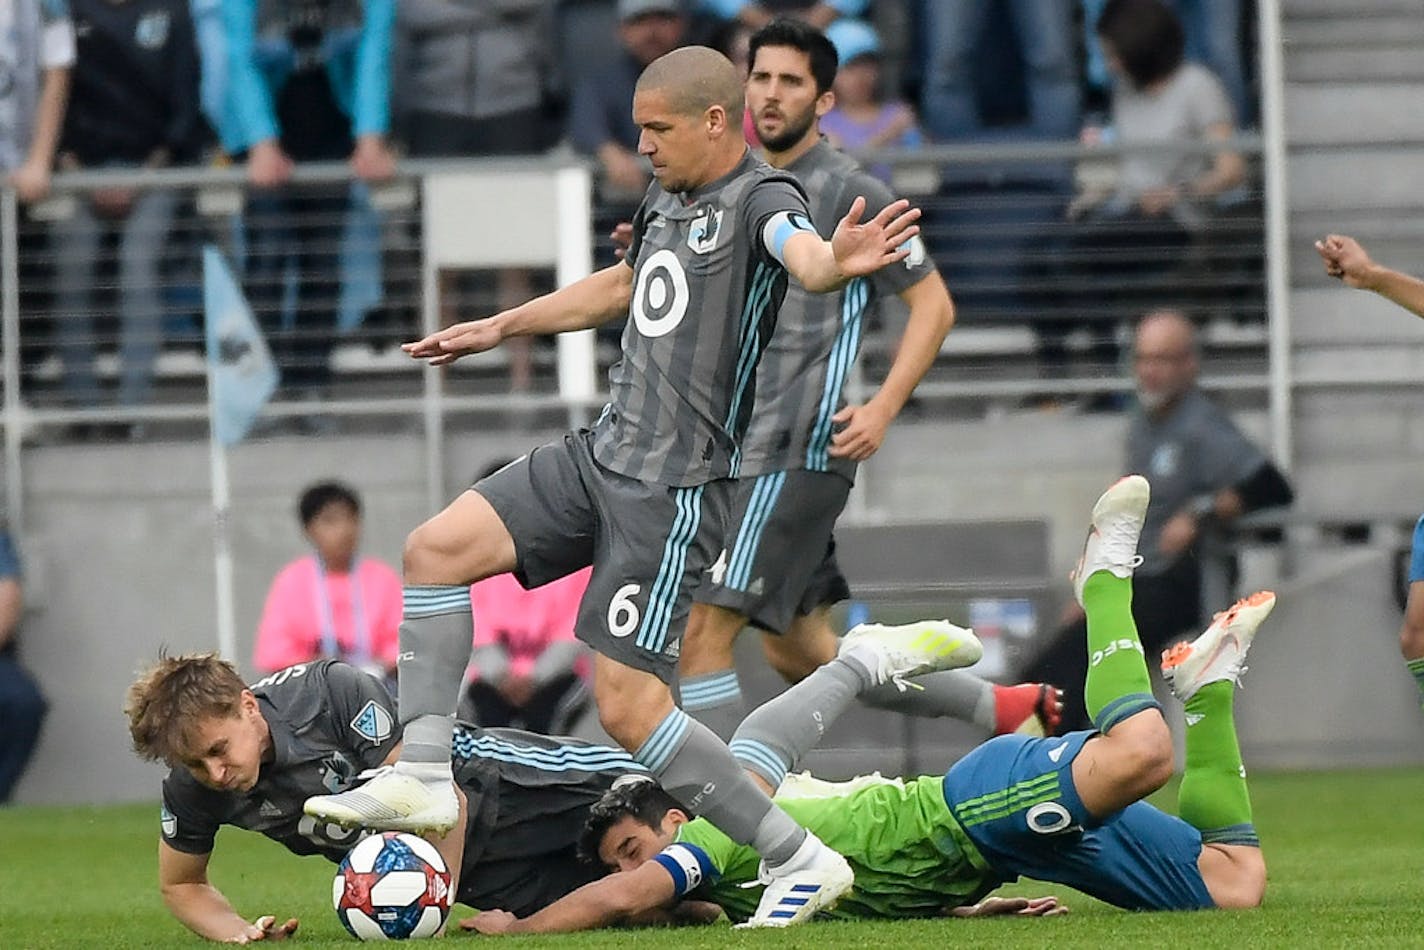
left=306, top=44, right=940, bottom=925
left=679, top=20, right=1061, bottom=748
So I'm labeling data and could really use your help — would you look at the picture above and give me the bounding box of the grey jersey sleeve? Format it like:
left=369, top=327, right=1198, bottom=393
left=159, top=774, right=222, bottom=855
left=318, top=662, right=402, bottom=771
left=743, top=177, right=813, bottom=263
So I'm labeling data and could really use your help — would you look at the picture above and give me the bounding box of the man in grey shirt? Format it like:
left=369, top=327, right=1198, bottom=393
left=1024, top=309, right=1292, bottom=732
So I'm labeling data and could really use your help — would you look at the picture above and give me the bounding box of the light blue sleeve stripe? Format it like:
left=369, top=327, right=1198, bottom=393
left=761, top=211, right=816, bottom=266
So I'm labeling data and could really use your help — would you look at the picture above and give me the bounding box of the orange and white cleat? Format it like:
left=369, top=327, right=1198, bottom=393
left=1161, top=591, right=1277, bottom=702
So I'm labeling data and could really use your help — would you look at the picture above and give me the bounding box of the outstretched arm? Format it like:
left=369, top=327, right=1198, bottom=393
left=781, top=196, right=922, bottom=293
left=159, top=842, right=299, bottom=943
left=404, top=262, right=634, bottom=366
left=461, top=861, right=678, bottom=935
left=1316, top=234, right=1424, bottom=320
left=830, top=269, right=954, bottom=461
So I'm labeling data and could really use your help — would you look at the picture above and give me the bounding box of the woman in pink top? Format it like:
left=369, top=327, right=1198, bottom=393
left=253, top=482, right=403, bottom=685
left=463, top=566, right=593, bottom=735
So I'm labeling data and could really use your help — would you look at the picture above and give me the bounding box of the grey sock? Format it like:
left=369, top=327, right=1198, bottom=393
left=396, top=585, right=475, bottom=762
left=679, top=669, right=747, bottom=741
left=730, top=658, right=864, bottom=787
left=637, top=708, right=805, bottom=863
left=861, top=669, right=996, bottom=731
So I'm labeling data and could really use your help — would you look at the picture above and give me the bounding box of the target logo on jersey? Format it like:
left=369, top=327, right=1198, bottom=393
left=333, top=832, right=451, bottom=941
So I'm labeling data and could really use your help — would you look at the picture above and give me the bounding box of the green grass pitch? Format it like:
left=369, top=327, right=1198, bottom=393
left=1, top=768, right=1421, bottom=949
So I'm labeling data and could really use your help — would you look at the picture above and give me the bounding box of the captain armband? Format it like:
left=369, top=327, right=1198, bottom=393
left=761, top=210, right=817, bottom=266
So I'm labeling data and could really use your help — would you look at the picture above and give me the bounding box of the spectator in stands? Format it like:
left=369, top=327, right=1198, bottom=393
left=698, top=0, right=861, bottom=31
left=462, top=462, right=591, bottom=735
left=53, top=0, right=202, bottom=419
left=253, top=481, right=403, bottom=687
left=820, top=19, right=923, bottom=185
left=1, top=0, right=73, bottom=204
left=0, top=524, right=47, bottom=804
left=1021, top=309, right=1293, bottom=732
left=1084, top=0, right=1250, bottom=127
left=397, top=0, right=560, bottom=395
left=919, top=0, right=1080, bottom=142
left=569, top=0, right=687, bottom=199
left=220, top=0, right=397, bottom=402
left=1037, top=0, right=1245, bottom=381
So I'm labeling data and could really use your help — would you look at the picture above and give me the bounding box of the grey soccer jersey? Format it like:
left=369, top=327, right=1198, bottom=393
left=158, top=661, right=639, bottom=916
left=592, top=151, right=812, bottom=487
left=738, top=140, right=936, bottom=480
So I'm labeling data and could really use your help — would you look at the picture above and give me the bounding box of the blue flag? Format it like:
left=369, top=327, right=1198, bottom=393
left=204, top=245, right=277, bottom=445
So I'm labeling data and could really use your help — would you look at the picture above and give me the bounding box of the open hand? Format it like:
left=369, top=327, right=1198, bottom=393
left=403, top=319, right=504, bottom=366
left=229, top=914, right=299, bottom=943
left=610, top=222, right=634, bottom=261
left=828, top=400, right=894, bottom=461
left=830, top=196, right=922, bottom=279
left=949, top=895, right=1068, bottom=918
left=459, top=909, right=517, bottom=935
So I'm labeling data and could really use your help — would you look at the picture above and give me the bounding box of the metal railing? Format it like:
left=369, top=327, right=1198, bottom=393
left=0, top=138, right=1276, bottom=527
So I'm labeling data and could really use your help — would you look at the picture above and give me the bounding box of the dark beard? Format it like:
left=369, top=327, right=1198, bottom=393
left=757, top=110, right=816, bottom=153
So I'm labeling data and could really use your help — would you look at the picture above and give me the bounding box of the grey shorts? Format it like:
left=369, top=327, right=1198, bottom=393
left=475, top=429, right=728, bottom=682
left=695, top=468, right=852, bottom=634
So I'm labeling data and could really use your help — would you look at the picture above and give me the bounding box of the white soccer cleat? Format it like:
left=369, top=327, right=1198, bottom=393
left=303, top=766, right=459, bottom=835
left=839, top=619, right=984, bottom=691
left=738, top=834, right=855, bottom=928
left=1071, top=474, right=1150, bottom=607
left=1161, top=590, right=1276, bottom=702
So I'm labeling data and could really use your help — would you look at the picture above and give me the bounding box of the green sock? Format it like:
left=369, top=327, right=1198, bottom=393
left=1408, top=657, right=1424, bottom=713
left=1178, top=680, right=1258, bottom=846
left=1081, top=572, right=1160, bottom=733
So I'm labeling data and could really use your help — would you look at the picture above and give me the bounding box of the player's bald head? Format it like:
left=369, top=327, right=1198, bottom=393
left=635, top=46, right=745, bottom=120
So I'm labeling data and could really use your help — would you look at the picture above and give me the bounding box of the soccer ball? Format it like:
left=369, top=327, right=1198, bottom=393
left=333, top=832, right=452, bottom=940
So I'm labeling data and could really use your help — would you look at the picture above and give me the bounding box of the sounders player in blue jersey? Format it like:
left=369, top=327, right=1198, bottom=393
left=462, top=477, right=1272, bottom=934
left=1316, top=233, right=1424, bottom=712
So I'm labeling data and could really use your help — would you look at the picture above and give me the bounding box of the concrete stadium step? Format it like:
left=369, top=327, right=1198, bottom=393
left=1290, top=287, right=1424, bottom=345
left=1284, top=0, right=1423, bottom=18
left=1286, top=46, right=1424, bottom=84
left=1287, top=147, right=1424, bottom=213
left=1286, top=83, right=1424, bottom=145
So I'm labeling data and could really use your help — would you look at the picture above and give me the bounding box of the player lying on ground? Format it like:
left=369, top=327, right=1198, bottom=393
left=122, top=614, right=979, bottom=942
left=464, top=476, right=1272, bottom=934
